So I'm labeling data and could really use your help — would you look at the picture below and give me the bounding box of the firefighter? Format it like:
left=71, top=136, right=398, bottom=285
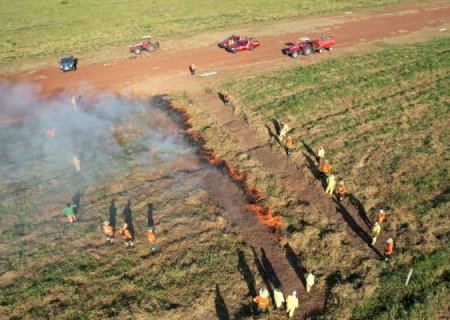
left=320, top=160, right=331, bottom=177
left=62, top=203, right=77, bottom=223
left=253, top=287, right=270, bottom=314
left=384, top=238, right=394, bottom=261
left=223, top=91, right=231, bottom=106
left=102, top=221, right=114, bottom=244
left=325, top=174, right=336, bottom=195
left=370, top=222, right=381, bottom=246
left=285, top=136, right=294, bottom=157
left=286, top=290, right=299, bottom=318
left=317, top=146, right=325, bottom=164
left=118, top=223, right=134, bottom=248
left=147, top=227, right=156, bottom=252
left=189, top=64, right=196, bottom=75
left=278, top=122, right=290, bottom=143
left=273, top=287, right=285, bottom=310
left=337, top=180, right=346, bottom=201
left=376, top=209, right=388, bottom=224
left=306, top=271, right=316, bottom=293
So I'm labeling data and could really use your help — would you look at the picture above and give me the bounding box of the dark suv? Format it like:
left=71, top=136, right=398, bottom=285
left=59, top=55, right=77, bottom=72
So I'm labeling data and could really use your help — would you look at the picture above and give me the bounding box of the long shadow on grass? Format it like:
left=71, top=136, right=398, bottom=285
left=333, top=199, right=383, bottom=258
left=251, top=246, right=274, bottom=306
left=236, top=249, right=256, bottom=317
left=303, top=152, right=327, bottom=189
left=301, top=140, right=318, bottom=161
left=122, top=199, right=134, bottom=238
left=72, top=190, right=82, bottom=217
left=147, top=203, right=155, bottom=228
left=284, top=243, right=307, bottom=288
left=348, top=193, right=372, bottom=228
left=109, top=199, right=117, bottom=229
left=261, top=248, right=282, bottom=289
left=215, top=284, right=230, bottom=320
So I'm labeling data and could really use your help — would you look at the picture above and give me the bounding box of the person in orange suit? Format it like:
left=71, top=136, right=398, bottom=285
left=118, top=223, right=134, bottom=248
left=147, top=227, right=156, bottom=252
left=384, top=238, right=394, bottom=261
left=337, top=180, right=346, bottom=201
left=253, top=287, right=270, bottom=314
left=102, top=221, right=114, bottom=245
left=285, top=136, right=294, bottom=157
left=320, top=160, right=332, bottom=177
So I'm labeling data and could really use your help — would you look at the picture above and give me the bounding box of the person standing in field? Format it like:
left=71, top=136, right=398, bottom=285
left=325, top=174, right=336, bottom=195
left=306, top=271, right=316, bottom=293
left=317, top=146, right=325, bottom=164
left=370, top=222, right=381, bottom=246
left=147, top=227, right=156, bottom=252
left=273, top=287, right=285, bottom=310
left=253, top=287, right=270, bottom=314
left=376, top=209, right=390, bottom=224
left=278, top=122, right=290, bottom=143
left=337, top=180, right=346, bottom=201
left=384, top=238, right=394, bottom=261
left=285, top=136, right=294, bottom=157
left=102, top=221, right=114, bottom=244
left=63, top=203, right=77, bottom=223
left=286, top=290, right=299, bottom=318
left=320, top=160, right=331, bottom=177
left=118, top=223, right=134, bottom=248
left=223, top=91, right=231, bottom=106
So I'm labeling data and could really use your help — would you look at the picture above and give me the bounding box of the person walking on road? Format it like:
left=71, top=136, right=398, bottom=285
left=189, top=64, right=196, bottom=75
left=63, top=203, right=77, bottom=223
left=326, top=174, right=336, bottom=195
left=273, top=287, right=285, bottom=310
left=102, top=221, right=114, bottom=244
left=384, top=238, right=394, bottom=261
left=253, top=287, right=270, bottom=314
left=306, top=271, right=316, bottom=293
left=286, top=290, right=299, bottom=318
left=370, top=222, right=381, bottom=246
left=337, top=180, right=346, bottom=201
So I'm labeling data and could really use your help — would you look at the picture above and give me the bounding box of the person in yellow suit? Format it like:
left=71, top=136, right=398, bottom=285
left=325, top=174, right=336, bottom=195
left=306, top=271, right=316, bottom=293
left=286, top=290, right=299, bottom=318
left=370, top=222, right=381, bottom=246
left=273, top=287, right=285, bottom=310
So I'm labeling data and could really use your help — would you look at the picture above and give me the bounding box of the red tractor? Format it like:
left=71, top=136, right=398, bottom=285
left=128, top=36, right=160, bottom=55
left=284, top=35, right=335, bottom=58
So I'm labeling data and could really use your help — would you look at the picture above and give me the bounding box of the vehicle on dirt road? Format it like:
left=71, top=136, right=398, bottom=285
left=218, top=34, right=241, bottom=48
left=59, top=55, right=77, bottom=72
left=284, top=35, right=335, bottom=58
left=226, top=37, right=260, bottom=53
left=128, top=35, right=160, bottom=55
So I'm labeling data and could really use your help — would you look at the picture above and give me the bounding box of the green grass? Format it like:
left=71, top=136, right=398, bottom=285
left=0, top=0, right=415, bottom=63
left=351, top=244, right=450, bottom=320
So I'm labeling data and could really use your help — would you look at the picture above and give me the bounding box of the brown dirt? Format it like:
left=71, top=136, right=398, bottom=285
left=1, top=2, right=449, bottom=319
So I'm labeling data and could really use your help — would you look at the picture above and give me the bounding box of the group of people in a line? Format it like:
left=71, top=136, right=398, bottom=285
left=253, top=271, right=315, bottom=318
left=101, top=221, right=157, bottom=252
left=316, top=146, right=395, bottom=261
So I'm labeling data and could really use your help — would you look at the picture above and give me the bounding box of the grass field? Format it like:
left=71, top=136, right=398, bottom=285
left=0, top=0, right=415, bottom=64
left=173, top=36, right=450, bottom=318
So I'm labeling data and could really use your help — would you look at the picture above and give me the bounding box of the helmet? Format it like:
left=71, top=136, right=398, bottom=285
left=292, top=290, right=297, bottom=296
left=259, top=288, right=269, bottom=298
left=339, top=180, right=344, bottom=184
left=374, top=222, right=379, bottom=226
left=387, top=238, right=393, bottom=243
left=103, top=221, right=109, bottom=226
left=325, top=160, right=329, bottom=163
left=148, top=227, right=154, bottom=231
left=379, top=209, right=384, bottom=213
left=123, top=223, right=128, bottom=229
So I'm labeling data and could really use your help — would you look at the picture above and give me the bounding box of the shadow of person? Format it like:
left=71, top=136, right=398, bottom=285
left=270, top=118, right=282, bottom=136
left=147, top=203, right=155, bottom=227
left=301, top=140, right=317, bottom=159
left=265, top=124, right=281, bottom=147
left=303, top=152, right=324, bottom=183
left=237, top=249, right=257, bottom=297
left=260, top=248, right=282, bottom=288
left=217, top=92, right=226, bottom=104
left=123, top=200, right=134, bottom=237
left=284, top=243, right=307, bottom=288
left=72, top=191, right=82, bottom=217
left=333, top=199, right=383, bottom=258
left=348, top=194, right=372, bottom=228
left=250, top=246, right=274, bottom=306
left=215, top=284, right=230, bottom=320
left=109, top=199, right=117, bottom=229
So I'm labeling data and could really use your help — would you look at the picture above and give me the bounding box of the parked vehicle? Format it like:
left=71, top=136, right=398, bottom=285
left=226, top=37, right=260, bottom=53
left=128, top=35, right=160, bottom=55
left=218, top=34, right=241, bottom=48
left=59, top=55, right=77, bottom=72
left=284, top=35, right=335, bottom=58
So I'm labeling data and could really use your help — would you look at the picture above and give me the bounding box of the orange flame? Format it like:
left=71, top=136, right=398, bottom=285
left=169, top=103, right=283, bottom=241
